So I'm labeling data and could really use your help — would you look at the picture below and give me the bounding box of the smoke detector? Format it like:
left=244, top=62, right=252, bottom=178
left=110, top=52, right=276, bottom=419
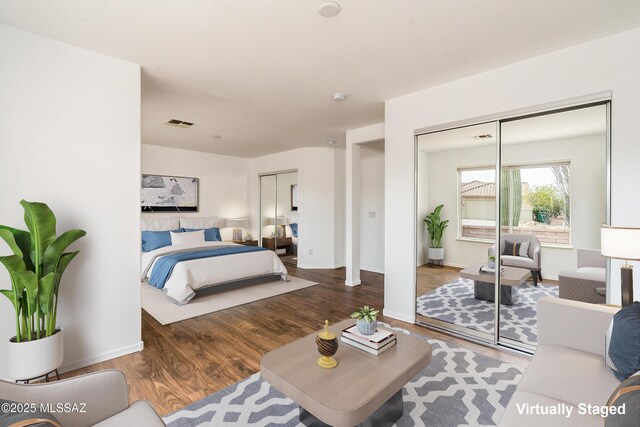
left=327, top=140, right=336, bottom=145
left=318, top=2, right=341, bottom=17
left=331, top=92, right=347, bottom=102
left=165, top=119, right=194, bottom=128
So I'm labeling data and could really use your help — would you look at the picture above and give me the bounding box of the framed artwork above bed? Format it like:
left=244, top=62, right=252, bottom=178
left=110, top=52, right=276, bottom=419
left=141, top=174, right=199, bottom=212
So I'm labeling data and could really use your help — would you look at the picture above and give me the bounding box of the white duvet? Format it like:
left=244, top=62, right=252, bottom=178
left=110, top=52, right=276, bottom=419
left=141, top=241, right=288, bottom=305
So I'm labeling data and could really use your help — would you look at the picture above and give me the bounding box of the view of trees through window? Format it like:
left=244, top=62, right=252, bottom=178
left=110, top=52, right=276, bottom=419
left=459, top=163, right=570, bottom=245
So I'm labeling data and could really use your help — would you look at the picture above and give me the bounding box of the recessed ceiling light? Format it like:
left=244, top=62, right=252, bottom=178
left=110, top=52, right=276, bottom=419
left=212, top=134, right=222, bottom=139
left=331, top=92, right=347, bottom=102
left=327, top=140, right=336, bottom=145
left=318, top=1, right=341, bottom=17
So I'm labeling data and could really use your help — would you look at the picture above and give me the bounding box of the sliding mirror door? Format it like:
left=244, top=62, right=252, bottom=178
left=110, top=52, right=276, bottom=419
left=416, top=122, right=498, bottom=342
left=260, top=171, right=299, bottom=264
left=498, top=104, right=609, bottom=350
left=260, top=174, right=277, bottom=249
left=415, top=101, right=610, bottom=352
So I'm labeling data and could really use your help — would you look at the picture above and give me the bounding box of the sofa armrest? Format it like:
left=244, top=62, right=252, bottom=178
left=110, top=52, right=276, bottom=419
left=537, top=297, right=618, bottom=356
left=0, top=370, right=129, bottom=427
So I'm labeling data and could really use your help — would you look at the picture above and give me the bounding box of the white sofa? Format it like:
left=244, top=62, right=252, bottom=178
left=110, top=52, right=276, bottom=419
left=499, top=297, right=621, bottom=426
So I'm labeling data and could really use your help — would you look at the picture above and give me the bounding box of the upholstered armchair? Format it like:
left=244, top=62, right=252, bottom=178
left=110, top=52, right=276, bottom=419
left=489, top=233, right=542, bottom=286
left=0, top=370, right=165, bottom=426
left=558, top=248, right=606, bottom=304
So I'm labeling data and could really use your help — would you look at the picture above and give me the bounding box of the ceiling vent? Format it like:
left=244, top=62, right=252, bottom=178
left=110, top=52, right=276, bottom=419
left=165, top=119, right=194, bottom=128
left=473, top=134, right=494, bottom=140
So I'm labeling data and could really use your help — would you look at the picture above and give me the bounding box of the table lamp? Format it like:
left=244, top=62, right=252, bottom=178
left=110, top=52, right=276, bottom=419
left=227, top=218, right=249, bottom=242
left=601, top=225, right=640, bottom=306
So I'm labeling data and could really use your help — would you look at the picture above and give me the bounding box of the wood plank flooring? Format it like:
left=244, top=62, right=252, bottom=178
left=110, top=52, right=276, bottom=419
left=61, top=265, right=530, bottom=416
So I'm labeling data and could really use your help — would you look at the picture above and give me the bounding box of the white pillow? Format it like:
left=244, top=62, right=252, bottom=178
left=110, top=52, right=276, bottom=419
left=519, top=241, right=530, bottom=257
left=171, top=230, right=205, bottom=246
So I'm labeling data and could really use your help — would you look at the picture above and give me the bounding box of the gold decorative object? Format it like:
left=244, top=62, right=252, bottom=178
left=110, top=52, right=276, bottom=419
left=316, top=320, right=338, bottom=369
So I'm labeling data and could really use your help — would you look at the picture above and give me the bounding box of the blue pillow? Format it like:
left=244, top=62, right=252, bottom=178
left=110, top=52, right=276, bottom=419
left=289, top=223, right=298, bottom=238
left=608, top=302, right=640, bottom=381
left=183, top=227, right=221, bottom=242
left=141, top=229, right=182, bottom=252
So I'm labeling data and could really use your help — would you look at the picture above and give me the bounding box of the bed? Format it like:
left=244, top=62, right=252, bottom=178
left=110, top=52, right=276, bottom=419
left=141, top=216, right=288, bottom=305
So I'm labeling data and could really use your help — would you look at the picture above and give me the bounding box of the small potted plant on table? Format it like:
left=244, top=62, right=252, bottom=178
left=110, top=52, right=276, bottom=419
left=487, top=256, right=496, bottom=269
left=351, top=305, right=379, bottom=335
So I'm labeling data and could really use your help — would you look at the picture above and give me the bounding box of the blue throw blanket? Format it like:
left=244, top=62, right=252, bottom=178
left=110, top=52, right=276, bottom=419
left=149, top=246, right=268, bottom=289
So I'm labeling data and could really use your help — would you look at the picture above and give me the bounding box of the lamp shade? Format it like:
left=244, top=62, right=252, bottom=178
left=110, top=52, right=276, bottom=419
left=601, top=225, right=640, bottom=260
left=226, top=218, right=248, bottom=229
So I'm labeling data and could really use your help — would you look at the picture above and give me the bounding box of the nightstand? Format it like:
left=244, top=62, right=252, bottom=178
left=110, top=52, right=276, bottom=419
left=262, top=237, right=293, bottom=256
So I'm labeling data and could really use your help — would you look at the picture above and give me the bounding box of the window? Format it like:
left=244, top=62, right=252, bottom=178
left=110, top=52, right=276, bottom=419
left=459, top=163, right=571, bottom=245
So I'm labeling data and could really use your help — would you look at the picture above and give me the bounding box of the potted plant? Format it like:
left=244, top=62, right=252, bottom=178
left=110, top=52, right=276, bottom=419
left=0, top=200, right=86, bottom=380
left=487, top=256, right=496, bottom=269
left=351, top=305, right=379, bottom=335
left=424, top=204, right=449, bottom=263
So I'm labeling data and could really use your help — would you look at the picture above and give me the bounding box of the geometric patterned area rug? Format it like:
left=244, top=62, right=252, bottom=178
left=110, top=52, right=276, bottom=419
left=417, top=278, right=559, bottom=346
left=164, top=322, right=525, bottom=427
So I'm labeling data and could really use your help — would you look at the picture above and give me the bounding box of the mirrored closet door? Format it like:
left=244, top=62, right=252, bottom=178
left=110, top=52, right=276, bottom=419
left=260, top=171, right=298, bottom=265
left=416, top=101, right=610, bottom=353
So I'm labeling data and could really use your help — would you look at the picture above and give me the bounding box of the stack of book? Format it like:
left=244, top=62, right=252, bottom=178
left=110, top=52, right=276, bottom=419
left=340, top=325, right=397, bottom=355
left=480, top=265, right=504, bottom=274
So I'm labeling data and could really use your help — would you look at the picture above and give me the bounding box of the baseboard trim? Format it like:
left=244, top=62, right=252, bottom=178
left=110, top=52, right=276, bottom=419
left=345, top=280, right=361, bottom=287
left=59, top=341, right=144, bottom=374
left=296, top=263, right=344, bottom=270
left=361, top=266, right=384, bottom=274
left=382, top=309, right=415, bottom=324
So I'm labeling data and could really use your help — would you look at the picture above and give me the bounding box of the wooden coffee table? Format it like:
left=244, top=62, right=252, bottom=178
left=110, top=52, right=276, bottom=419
left=460, top=264, right=531, bottom=305
left=260, top=319, right=432, bottom=427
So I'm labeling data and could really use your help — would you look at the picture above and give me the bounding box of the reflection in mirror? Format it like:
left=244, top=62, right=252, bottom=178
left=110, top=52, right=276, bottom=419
left=498, top=104, right=608, bottom=347
left=416, top=122, right=497, bottom=341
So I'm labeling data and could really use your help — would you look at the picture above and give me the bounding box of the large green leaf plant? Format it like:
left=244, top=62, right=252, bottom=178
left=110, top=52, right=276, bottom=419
left=0, top=200, right=86, bottom=342
left=424, top=204, right=449, bottom=248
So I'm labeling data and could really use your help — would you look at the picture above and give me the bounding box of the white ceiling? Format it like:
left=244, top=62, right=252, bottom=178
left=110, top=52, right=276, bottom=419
left=417, top=104, right=607, bottom=152
left=1, top=1, right=639, bottom=158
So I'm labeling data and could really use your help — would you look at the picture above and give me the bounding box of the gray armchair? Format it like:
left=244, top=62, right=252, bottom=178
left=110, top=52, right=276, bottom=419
left=489, top=233, right=542, bottom=286
left=558, top=248, right=606, bottom=304
left=0, top=370, right=165, bottom=427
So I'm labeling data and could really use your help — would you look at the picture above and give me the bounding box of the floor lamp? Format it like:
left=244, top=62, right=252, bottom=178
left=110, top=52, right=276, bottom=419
left=601, top=225, right=640, bottom=306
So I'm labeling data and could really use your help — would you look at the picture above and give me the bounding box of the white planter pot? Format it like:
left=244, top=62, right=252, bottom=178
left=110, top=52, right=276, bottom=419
left=428, top=247, right=444, bottom=261
left=8, top=329, right=63, bottom=380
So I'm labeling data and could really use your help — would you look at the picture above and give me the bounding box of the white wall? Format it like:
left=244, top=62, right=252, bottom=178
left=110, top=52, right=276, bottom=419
left=419, top=134, right=605, bottom=280
left=0, top=24, right=141, bottom=378
left=384, top=28, right=640, bottom=322
left=360, top=145, right=385, bottom=273
left=142, top=144, right=251, bottom=240
left=250, top=147, right=345, bottom=268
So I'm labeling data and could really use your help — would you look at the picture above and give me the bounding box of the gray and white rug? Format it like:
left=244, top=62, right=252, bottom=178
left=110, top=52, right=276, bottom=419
left=417, top=278, right=558, bottom=346
left=164, top=323, right=525, bottom=427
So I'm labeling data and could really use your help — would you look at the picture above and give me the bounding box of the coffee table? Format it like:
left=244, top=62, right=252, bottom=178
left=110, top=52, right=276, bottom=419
left=260, top=319, right=432, bottom=427
left=460, top=264, right=531, bottom=305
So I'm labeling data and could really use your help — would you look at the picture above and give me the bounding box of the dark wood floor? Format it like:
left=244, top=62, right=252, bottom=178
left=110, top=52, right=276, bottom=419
left=62, top=265, right=530, bottom=416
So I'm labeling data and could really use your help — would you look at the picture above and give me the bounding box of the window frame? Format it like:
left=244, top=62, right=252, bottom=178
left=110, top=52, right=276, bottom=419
left=457, top=161, right=572, bottom=247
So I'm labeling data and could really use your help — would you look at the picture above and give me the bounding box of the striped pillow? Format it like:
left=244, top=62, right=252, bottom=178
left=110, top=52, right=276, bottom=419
left=503, top=241, right=530, bottom=257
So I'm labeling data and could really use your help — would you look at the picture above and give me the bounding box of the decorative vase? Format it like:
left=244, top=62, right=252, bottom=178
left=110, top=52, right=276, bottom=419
left=315, top=320, right=338, bottom=369
left=487, top=260, right=496, bottom=269
left=428, top=247, right=444, bottom=261
left=8, top=329, right=63, bottom=381
left=356, top=318, right=377, bottom=335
